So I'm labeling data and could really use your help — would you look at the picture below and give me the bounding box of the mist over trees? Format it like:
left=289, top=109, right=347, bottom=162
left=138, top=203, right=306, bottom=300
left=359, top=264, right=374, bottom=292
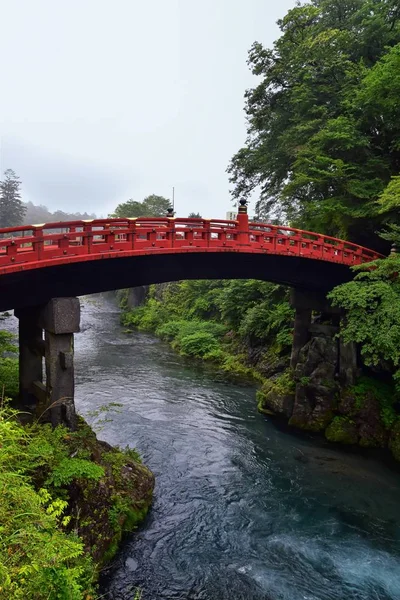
left=23, top=202, right=96, bottom=225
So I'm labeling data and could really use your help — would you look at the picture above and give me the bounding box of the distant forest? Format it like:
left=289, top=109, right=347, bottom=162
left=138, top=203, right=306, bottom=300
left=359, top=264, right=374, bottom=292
left=23, top=201, right=96, bottom=225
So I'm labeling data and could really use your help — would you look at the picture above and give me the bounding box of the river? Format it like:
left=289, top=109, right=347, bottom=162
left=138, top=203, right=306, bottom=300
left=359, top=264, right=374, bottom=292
left=4, top=295, right=400, bottom=599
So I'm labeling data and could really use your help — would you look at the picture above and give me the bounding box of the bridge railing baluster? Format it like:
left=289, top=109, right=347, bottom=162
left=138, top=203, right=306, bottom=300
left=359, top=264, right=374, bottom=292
left=32, top=227, right=44, bottom=261
left=85, top=223, right=94, bottom=253
left=127, top=219, right=136, bottom=250
left=204, top=220, right=211, bottom=247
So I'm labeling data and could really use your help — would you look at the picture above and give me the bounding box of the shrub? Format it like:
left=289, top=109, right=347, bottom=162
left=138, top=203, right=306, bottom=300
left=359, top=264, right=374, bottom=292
left=0, top=407, right=95, bottom=599
left=0, top=357, right=18, bottom=397
left=179, top=331, right=219, bottom=357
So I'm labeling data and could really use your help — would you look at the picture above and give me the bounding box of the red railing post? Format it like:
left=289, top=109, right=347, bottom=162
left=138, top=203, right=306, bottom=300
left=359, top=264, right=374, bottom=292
left=203, top=220, right=211, bottom=247
left=128, top=219, right=136, bottom=249
left=82, top=223, right=93, bottom=253
left=167, top=218, right=175, bottom=248
left=237, top=199, right=249, bottom=245
left=33, top=227, right=44, bottom=261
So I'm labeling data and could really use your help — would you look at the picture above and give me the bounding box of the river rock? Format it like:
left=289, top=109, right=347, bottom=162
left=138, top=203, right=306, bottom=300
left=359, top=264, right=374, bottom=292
left=337, top=388, right=388, bottom=448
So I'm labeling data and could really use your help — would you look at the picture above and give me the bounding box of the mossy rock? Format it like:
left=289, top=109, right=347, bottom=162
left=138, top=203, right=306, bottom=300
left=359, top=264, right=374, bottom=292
left=58, top=419, right=155, bottom=566
left=325, top=416, right=358, bottom=445
left=257, top=372, right=295, bottom=418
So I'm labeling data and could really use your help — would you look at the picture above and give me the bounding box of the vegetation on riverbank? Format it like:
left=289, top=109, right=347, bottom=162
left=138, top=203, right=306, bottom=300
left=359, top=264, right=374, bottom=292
left=119, top=281, right=400, bottom=462
left=0, top=402, right=154, bottom=600
left=0, top=328, right=154, bottom=600
left=119, top=281, right=293, bottom=382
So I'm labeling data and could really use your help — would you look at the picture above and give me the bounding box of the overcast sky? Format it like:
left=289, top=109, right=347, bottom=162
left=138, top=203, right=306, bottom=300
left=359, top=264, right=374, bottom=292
left=0, top=0, right=297, bottom=219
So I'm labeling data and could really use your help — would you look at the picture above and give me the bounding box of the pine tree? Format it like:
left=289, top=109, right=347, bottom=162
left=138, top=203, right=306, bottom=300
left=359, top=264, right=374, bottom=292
left=0, top=169, right=26, bottom=228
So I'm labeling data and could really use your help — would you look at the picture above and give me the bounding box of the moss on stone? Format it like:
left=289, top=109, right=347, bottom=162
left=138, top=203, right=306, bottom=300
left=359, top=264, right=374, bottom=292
left=350, top=376, right=397, bottom=429
left=325, top=416, right=358, bottom=445
left=61, top=419, right=154, bottom=567
left=257, top=370, right=295, bottom=418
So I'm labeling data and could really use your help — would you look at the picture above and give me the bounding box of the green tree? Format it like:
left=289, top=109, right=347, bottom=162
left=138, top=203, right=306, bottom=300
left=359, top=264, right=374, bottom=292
left=111, top=195, right=171, bottom=218
left=188, top=212, right=202, bottom=218
left=329, top=224, right=400, bottom=386
left=228, top=0, right=400, bottom=246
left=0, top=169, right=26, bottom=228
left=142, top=194, right=171, bottom=216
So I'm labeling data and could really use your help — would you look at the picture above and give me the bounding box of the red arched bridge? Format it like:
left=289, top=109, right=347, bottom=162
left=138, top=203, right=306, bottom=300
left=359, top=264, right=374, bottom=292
left=1, top=208, right=383, bottom=429
left=0, top=211, right=382, bottom=312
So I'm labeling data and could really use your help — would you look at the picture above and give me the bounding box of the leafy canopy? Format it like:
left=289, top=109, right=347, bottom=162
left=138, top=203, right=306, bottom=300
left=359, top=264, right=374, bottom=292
left=111, top=194, right=172, bottom=218
left=229, top=0, right=400, bottom=246
left=329, top=224, right=400, bottom=386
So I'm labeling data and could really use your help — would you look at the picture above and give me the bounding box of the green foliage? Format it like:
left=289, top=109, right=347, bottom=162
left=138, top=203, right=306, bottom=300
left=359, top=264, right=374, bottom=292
left=0, top=357, right=18, bottom=397
left=178, top=331, right=219, bottom=358
left=0, top=169, right=26, bottom=228
left=350, top=376, right=397, bottom=429
left=0, top=330, right=18, bottom=398
left=121, top=280, right=293, bottom=378
left=122, top=298, right=170, bottom=332
left=329, top=253, right=400, bottom=385
left=47, top=458, right=104, bottom=487
left=229, top=1, right=400, bottom=245
left=239, top=298, right=293, bottom=350
left=0, top=406, right=95, bottom=599
left=325, top=416, right=358, bottom=445
left=0, top=401, right=152, bottom=599
left=110, top=194, right=172, bottom=218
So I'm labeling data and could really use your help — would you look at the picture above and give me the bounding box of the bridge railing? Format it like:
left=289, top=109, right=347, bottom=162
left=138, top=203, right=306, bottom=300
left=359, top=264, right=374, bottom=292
left=0, top=217, right=382, bottom=271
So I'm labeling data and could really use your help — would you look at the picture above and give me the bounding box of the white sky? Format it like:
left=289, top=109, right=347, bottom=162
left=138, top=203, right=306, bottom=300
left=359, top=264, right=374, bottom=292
left=0, top=0, right=297, bottom=218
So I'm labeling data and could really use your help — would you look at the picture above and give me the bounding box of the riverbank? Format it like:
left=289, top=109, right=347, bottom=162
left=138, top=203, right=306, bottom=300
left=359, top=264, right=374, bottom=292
left=0, top=313, right=154, bottom=600
left=0, top=404, right=154, bottom=600
left=118, top=283, right=400, bottom=464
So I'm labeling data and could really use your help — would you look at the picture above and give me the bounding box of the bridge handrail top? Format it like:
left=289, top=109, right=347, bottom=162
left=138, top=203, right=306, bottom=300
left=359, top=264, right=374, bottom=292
left=248, top=223, right=383, bottom=255
left=0, top=217, right=384, bottom=258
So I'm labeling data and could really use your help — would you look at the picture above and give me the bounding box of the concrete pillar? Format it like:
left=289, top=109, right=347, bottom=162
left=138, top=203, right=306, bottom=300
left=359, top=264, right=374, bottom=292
left=39, top=297, right=80, bottom=430
left=15, top=306, right=43, bottom=409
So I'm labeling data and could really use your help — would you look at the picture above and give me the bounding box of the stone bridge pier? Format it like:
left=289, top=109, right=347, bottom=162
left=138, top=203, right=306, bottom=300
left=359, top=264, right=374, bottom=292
left=290, top=289, right=358, bottom=387
left=15, top=297, right=80, bottom=429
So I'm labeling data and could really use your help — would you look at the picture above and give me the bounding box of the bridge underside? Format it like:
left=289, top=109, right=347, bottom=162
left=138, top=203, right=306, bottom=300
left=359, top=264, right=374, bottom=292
left=0, top=250, right=353, bottom=312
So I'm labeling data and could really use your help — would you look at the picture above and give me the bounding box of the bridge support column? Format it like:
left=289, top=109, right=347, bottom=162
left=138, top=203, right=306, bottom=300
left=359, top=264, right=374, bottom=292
left=16, top=297, right=80, bottom=429
left=40, top=298, right=80, bottom=430
left=290, top=305, right=312, bottom=370
left=15, top=306, right=44, bottom=409
left=289, top=289, right=358, bottom=382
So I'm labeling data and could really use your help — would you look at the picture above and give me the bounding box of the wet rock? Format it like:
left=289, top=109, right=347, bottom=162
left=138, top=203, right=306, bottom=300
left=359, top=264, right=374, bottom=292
left=338, top=388, right=388, bottom=449
left=289, top=336, right=339, bottom=432
left=257, top=373, right=295, bottom=418
left=66, top=419, right=154, bottom=566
